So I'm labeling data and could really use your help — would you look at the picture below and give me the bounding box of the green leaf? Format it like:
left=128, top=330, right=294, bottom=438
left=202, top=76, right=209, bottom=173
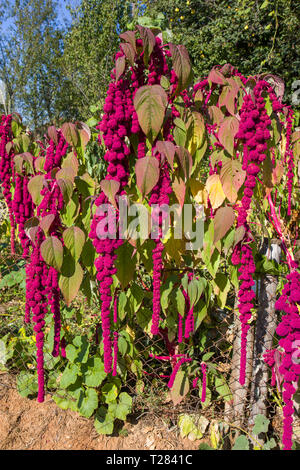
left=82, top=357, right=106, bottom=387
left=94, top=406, right=114, bottom=435
left=134, top=85, right=168, bottom=142
left=232, top=435, right=250, bottom=450
left=77, top=387, right=98, bottom=418
left=60, top=364, right=80, bottom=388
left=59, top=262, right=83, bottom=305
left=252, top=414, right=270, bottom=435
left=102, top=383, right=119, bottom=403
left=63, top=226, right=85, bottom=261
left=27, top=174, right=44, bottom=205
left=115, top=243, right=135, bottom=288
left=17, top=371, right=38, bottom=397
left=40, top=236, right=63, bottom=271
left=176, top=288, right=186, bottom=317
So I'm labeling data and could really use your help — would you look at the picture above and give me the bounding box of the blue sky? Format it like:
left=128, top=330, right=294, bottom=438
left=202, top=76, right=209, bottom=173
left=0, top=0, right=80, bottom=35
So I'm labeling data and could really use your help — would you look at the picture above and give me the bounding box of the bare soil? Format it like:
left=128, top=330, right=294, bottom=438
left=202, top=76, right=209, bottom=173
left=0, top=373, right=203, bottom=450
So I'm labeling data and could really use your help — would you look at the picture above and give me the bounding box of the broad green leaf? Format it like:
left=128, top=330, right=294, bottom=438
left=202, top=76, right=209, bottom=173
left=77, top=388, right=98, bottom=418
left=252, top=414, right=270, bottom=435
left=115, top=243, right=135, bottom=288
left=94, top=407, right=114, bottom=435
left=59, top=263, right=83, bottom=305
left=40, top=236, right=63, bottom=271
left=134, top=85, right=168, bottom=142
left=232, top=435, right=250, bottom=450
left=63, top=226, right=85, bottom=261
left=27, top=174, right=44, bottom=205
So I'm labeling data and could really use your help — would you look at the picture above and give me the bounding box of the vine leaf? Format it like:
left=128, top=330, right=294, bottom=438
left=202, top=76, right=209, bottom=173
left=135, top=156, right=160, bottom=198
left=134, top=85, right=168, bottom=142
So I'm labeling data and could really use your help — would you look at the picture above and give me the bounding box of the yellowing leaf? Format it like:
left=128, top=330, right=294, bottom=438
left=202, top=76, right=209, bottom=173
left=205, top=174, right=225, bottom=209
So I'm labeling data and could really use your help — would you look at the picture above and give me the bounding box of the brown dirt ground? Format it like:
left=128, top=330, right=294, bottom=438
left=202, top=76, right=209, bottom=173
left=0, top=373, right=204, bottom=450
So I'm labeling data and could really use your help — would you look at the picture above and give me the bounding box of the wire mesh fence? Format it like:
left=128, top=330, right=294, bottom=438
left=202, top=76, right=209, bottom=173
left=0, top=231, right=299, bottom=449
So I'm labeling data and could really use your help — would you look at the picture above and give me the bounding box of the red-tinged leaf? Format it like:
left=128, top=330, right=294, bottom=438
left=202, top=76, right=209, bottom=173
left=194, top=88, right=204, bottom=106
left=134, top=85, right=168, bottom=141
left=173, top=177, right=186, bottom=207
left=208, top=106, right=224, bottom=126
left=27, top=174, right=44, bottom=205
left=56, top=167, right=76, bottom=182
left=220, top=160, right=246, bottom=203
left=135, top=156, right=160, bottom=198
left=14, top=152, right=34, bottom=174
left=40, top=214, right=55, bottom=236
left=169, top=43, right=192, bottom=94
left=34, top=156, right=45, bottom=173
left=63, top=226, right=85, bottom=261
left=272, top=162, right=284, bottom=185
left=5, top=142, right=12, bottom=154
left=24, top=217, right=39, bottom=244
left=218, top=85, right=236, bottom=116
left=208, top=67, right=226, bottom=85
left=48, top=125, right=58, bottom=144
left=170, top=370, right=190, bottom=406
left=175, top=147, right=193, bottom=180
left=218, top=116, right=239, bottom=155
left=40, top=236, right=63, bottom=271
left=120, top=43, right=135, bottom=66
left=260, top=73, right=285, bottom=100
left=100, top=179, right=120, bottom=208
left=61, top=122, right=79, bottom=148
left=205, top=174, right=226, bottom=210
left=156, top=141, right=176, bottom=168
left=233, top=225, right=246, bottom=247
left=59, top=263, right=83, bottom=305
left=120, top=30, right=137, bottom=53
left=57, top=178, right=73, bottom=203
left=115, top=55, right=126, bottom=81
left=213, top=206, right=235, bottom=243
left=61, top=152, right=79, bottom=173
left=137, top=25, right=156, bottom=64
